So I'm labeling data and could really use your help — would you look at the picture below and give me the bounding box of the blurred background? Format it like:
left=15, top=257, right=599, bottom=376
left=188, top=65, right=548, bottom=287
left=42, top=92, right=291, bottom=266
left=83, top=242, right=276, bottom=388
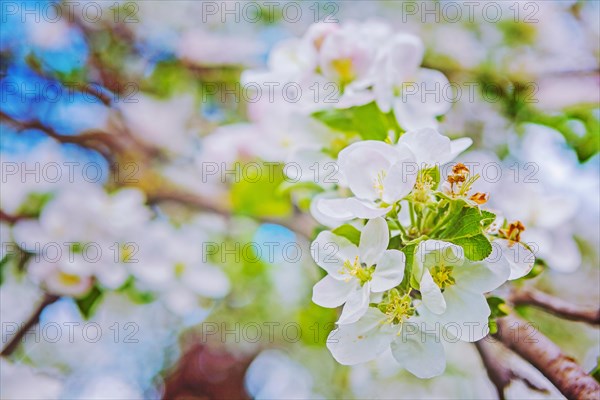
left=1, top=1, right=599, bottom=399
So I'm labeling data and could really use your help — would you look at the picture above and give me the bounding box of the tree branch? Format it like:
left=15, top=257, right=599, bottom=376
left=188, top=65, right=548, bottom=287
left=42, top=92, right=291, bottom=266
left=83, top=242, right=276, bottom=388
left=147, top=190, right=317, bottom=239
left=495, top=314, right=600, bottom=399
left=510, top=287, right=600, bottom=325
left=0, top=111, right=118, bottom=158
left=476, top=339, right=550, bottom=399
left=1, top=294, right=59, bottom=357
left=475, top=340, right=511, bottom=400
left=0, top=210, right=29, bottom=225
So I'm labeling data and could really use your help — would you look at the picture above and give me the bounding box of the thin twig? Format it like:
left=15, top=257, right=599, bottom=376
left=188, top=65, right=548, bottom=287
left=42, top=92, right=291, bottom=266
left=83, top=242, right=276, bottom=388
left=475, top=339, right=550, bottom=399
left=510, top=287, right=600, bottom=325
left=0, top=111, right=118, bottom=158
left=1, top=294, right=59, bottom=357
left=495, top=314, right=600, bottom=399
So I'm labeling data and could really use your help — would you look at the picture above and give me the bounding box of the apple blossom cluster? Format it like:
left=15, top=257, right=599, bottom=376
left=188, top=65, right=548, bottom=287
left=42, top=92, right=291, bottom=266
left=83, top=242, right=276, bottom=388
left=308, top=129, right=535, bottom=378
left=245, top=20, right=451, bottom=131
left=3, top=163, right=231, bottom=319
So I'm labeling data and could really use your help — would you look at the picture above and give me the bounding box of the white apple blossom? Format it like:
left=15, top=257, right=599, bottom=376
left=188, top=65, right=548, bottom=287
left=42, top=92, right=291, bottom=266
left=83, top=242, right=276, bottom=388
left=311, top=217, right=405, bottom=324
left=27, top=259, right=93, bottom=297
left=371, top=33, right=452, bottom=130
left=326, top=306, right=446, bottom=378
left=12, top=184, right=151, bottom=290
left=413, top=240, right=510, bottom=341
left=312, top=141, right=417, bottom=221
left=397, top=128, right=473, bottom=167
left=130, top=220, right=230, bottom=317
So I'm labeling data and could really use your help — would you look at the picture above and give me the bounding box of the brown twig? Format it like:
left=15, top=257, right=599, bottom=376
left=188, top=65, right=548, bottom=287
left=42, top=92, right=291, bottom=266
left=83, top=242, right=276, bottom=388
left=475, top=339, right=550, bottom=399
left=0, top=210, right=29, bottom=225
left=495, top=314, right=600, bottom=399
left=0, top=111, right=118, bottom=158
left=1, top=294, right=59, bottom=357
left=510, top=287, right=600, bottom=325
left=148, top=190, right=317, bottom=239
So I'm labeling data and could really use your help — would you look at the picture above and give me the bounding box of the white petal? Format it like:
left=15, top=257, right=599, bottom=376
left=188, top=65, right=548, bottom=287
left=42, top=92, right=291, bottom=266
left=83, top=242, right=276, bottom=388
left=394, top=101, right=439, bottom=131
left=449, top=138, right=473, bottom=161
left=326, top=308, right=394, bottom=365
left=338, top=284, right=371, bottom=324
left=359, top=217, right=389, bottom=266
left=95, top=263, right=128, bottom=290
left=311, top=196, right=354, bottom=227
left=391, top=325, right=446, bottom=378
left=420, top=269, right=447, bottom=314
left=338, top=141, right=399, bottom=201
left=384, top=34, right=424, bottom=82
left=454, top=245, right=511, bottom=293
left=496, top=239, right=534, bottom=280
left=424, top=287, right=491, bottom=342
left=312, top=275, right=357, bottom=308
left=414, top=68, right=452, bottom=116
left=371, top=250, right=405, bottom=292
left=415, top=240, right=465, bottom=274
left=381, top=154, right=418, bottom=203
left=398, top=128, right=451, bottom=166
left=311, top=231, right=359, bottom=279
left=345, top=198, right=391, bottom=219
left=11, top=220, right=51, bottom=252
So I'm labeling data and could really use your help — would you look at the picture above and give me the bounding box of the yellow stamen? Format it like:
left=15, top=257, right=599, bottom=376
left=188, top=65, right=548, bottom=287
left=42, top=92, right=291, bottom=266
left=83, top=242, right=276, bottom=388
left=331, top=58, right=355, bottom=84
left=381, top=290, right=415, bottom=327
left=340, top=256, right=374, bottom=285
left=431, top=263, right=455, bottom=289
left=373, top=170, right=387, bottom=198
left=57, top=272, right=82, bottom=286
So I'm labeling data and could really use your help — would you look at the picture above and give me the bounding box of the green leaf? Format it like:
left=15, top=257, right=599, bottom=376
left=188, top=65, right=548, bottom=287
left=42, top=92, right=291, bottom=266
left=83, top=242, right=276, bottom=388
left=312, top=101, right=399, bottom=141
left=118, top=278, right=156, bottom=304
left=332, top=224, right=361, bottom=246
left=437, top=204, right=493, bottom=261
left=0, top=255, right=10, bottom=286
left=590, top=358, right=600, bottom=383
left=438, top=206, right=485, bottom=239
left=16, top=192, right=53, bottom=218
left=75, top=285, right=104, bottom=319
left=480, top=210, right=497, bottom=229
left=388, top=235, right=402, bottom=251
left=143, top=60, right=195, bottom=98
left=450, top=234, right=493, bottom=261
left=487, top=296, right=510, bottom=318
left=230, top=162, right=292, bottom=218
left=520, top=259, right=545, bottom=280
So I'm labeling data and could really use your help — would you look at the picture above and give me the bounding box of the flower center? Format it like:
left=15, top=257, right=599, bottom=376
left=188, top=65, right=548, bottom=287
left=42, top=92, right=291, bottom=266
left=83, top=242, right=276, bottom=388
left=431, top=263, right=455, bottom=289
left=57, top=272, right=82, bottom=286
left=340, top=256, right=374, bottom=285
left=331, top=58, right=355, bottom=85
left=373, top=170, right=387, bottom=198
left=380, top=289, right=415, bottom=326
left=175, top=262, right=186, bottom=278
